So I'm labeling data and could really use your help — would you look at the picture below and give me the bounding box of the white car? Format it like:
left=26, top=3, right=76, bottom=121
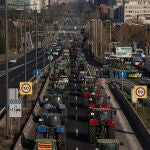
left=9, top=58, right=17, bottom=63
left=52, top=51, right=59, bottom=56
left=58, top=76, right=68, bottom=83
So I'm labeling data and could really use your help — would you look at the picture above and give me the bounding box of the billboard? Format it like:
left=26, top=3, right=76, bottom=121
left=116, top=47, right=132, bottom=58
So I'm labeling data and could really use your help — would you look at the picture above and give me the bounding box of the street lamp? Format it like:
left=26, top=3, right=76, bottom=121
left=5, top=0, right=9, bottom=139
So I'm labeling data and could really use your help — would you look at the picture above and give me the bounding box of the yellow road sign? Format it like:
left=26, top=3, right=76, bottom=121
left=134, top=86, right=147, bottom=99
left=20, top=82, right=32, bottom=95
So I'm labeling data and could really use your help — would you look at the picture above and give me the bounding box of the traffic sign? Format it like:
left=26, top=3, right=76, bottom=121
left=120, top=57, right=124, bottom=63
left=9, top=88, right=18, bottom=99
left=134, top=86, right=147, bottom=99
left=116, top=47, right=132, bottom=58
left=119, top=71, right=127, bottom=78
left=33, top=69, right=41, bottom=77
left=20, top=82, right=32, bottom=95
left=9, top=99, right=22, bottom=117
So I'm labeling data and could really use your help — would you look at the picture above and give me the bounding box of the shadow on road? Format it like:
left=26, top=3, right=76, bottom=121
left=67, top=132, right=89, bottom=142
left=116, top=129, right=134, bottom=135
left=67, top=115, right=88, bottom=122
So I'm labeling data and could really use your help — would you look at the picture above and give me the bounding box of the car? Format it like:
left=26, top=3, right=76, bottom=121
left=52, top=51, right=59, bottom=56
left=9, top=57, right=17, bottom=63
left=127, top=71, right=142, bottom=78
left=132, top=56, right=143, bottom=66
left=134, top=49, right=145, bottom=58
left=58, top=75, right=68, bottom=83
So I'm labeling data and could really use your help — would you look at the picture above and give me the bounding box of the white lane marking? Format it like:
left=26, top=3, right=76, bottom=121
left=75, top=105, right=78, bottom=110
left=75, top=114, right=78, bottom=120
left=75, top=128, right=78, bottom=136
left=75, top=96, right=77, bottom=100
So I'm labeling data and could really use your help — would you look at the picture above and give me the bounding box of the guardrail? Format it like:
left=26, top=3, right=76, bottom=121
left=0, top=64, right=50, bottom=123
left=115, top=80, right=150, bottom=106
left=0, top=107, right=5, bottom=119
left=109, top=83, right=150, bottom=149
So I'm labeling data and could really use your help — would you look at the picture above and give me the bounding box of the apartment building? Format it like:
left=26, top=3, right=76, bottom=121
left=124, top=0, right=150, bottom=22
left=7, top=0, right=48, bottom=12
left=50, top=0, right=77, bottom=5
left=7, top=0, right=30, bottom=9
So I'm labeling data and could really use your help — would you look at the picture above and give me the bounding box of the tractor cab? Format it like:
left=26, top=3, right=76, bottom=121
left=89, top=108, right=112, bottom=121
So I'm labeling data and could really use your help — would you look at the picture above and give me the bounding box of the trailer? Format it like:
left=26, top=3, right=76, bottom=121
left=95, top=139, right=120, bottom=150
left=34, top=138, right=57, bottom=150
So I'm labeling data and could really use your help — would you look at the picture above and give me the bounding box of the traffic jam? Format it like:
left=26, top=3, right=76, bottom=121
left=21, top=39, right=122, bottom=150
left=15, top=30, right=150, bottom=149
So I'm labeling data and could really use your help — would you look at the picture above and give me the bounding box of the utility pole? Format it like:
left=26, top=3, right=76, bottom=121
left=20, top=14, right=23, bottom=52
left=24, top=3, right=27, bottom=107
left=110, top=20, right=112, bottom=44
left=100, top=20, right=103, bottom=58
left=35, top=9, right=38, bottom=83
left=42, top=1, right=45, bottom=69
left=5, top=0, right=9, bottom=139
left=95, top=19, right=98, bottom=57
left=16, top=24, right=18, bottom=57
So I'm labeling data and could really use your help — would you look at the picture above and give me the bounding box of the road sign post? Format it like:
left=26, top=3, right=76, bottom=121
left=134, top=86, right=147, bottom=99
left=9, top=100, right=22, bottom=118
left=119, top=71, right=127, bottom=91
left=20, top=82, right=33, bottom=95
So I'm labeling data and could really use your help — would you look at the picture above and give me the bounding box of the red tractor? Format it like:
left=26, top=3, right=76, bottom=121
left=88, top=107, right=116, bottom=143
left=84, top=84, right=109, bottom=109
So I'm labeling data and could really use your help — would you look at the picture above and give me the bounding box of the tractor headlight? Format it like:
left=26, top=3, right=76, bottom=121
left=89, top=98, right=92, bottom=101
left=90, top=112, right=94, bottom=116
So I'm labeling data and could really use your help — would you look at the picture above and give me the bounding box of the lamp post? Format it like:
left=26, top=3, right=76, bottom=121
left=35, top=10, right=38, bottom=83
left=100, top=20, right=103, bottom=58
left=24, top=3, right=27, bottom=107
left=109, top=20, right=112, bottom=44
left=5, top=0, right=9, bottom=139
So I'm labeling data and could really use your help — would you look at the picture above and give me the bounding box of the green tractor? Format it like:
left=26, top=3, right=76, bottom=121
left=95, top=139, right=119, bottom=150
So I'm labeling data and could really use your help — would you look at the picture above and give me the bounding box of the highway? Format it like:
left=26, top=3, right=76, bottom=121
left=1, top=2, right=150, bottom=149
left=11, top=47, right=143, bottom=150
left=0, top=48, right=59, bottom=107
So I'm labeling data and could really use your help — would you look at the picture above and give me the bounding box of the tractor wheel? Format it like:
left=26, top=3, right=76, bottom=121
left=89, top=126, right=96, bottom=143
left=108, top=126, right=115, bottom=139
left=57, top=133, right=65, bottom=145
left=84, top=98, right=88, bottom=108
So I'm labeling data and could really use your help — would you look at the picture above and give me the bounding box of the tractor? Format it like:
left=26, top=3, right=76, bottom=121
left=95, top=139, right=119, bottom=150
left=39, top=112, right=65, bottom=146
left=88, top=107, right=116, bottom=143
